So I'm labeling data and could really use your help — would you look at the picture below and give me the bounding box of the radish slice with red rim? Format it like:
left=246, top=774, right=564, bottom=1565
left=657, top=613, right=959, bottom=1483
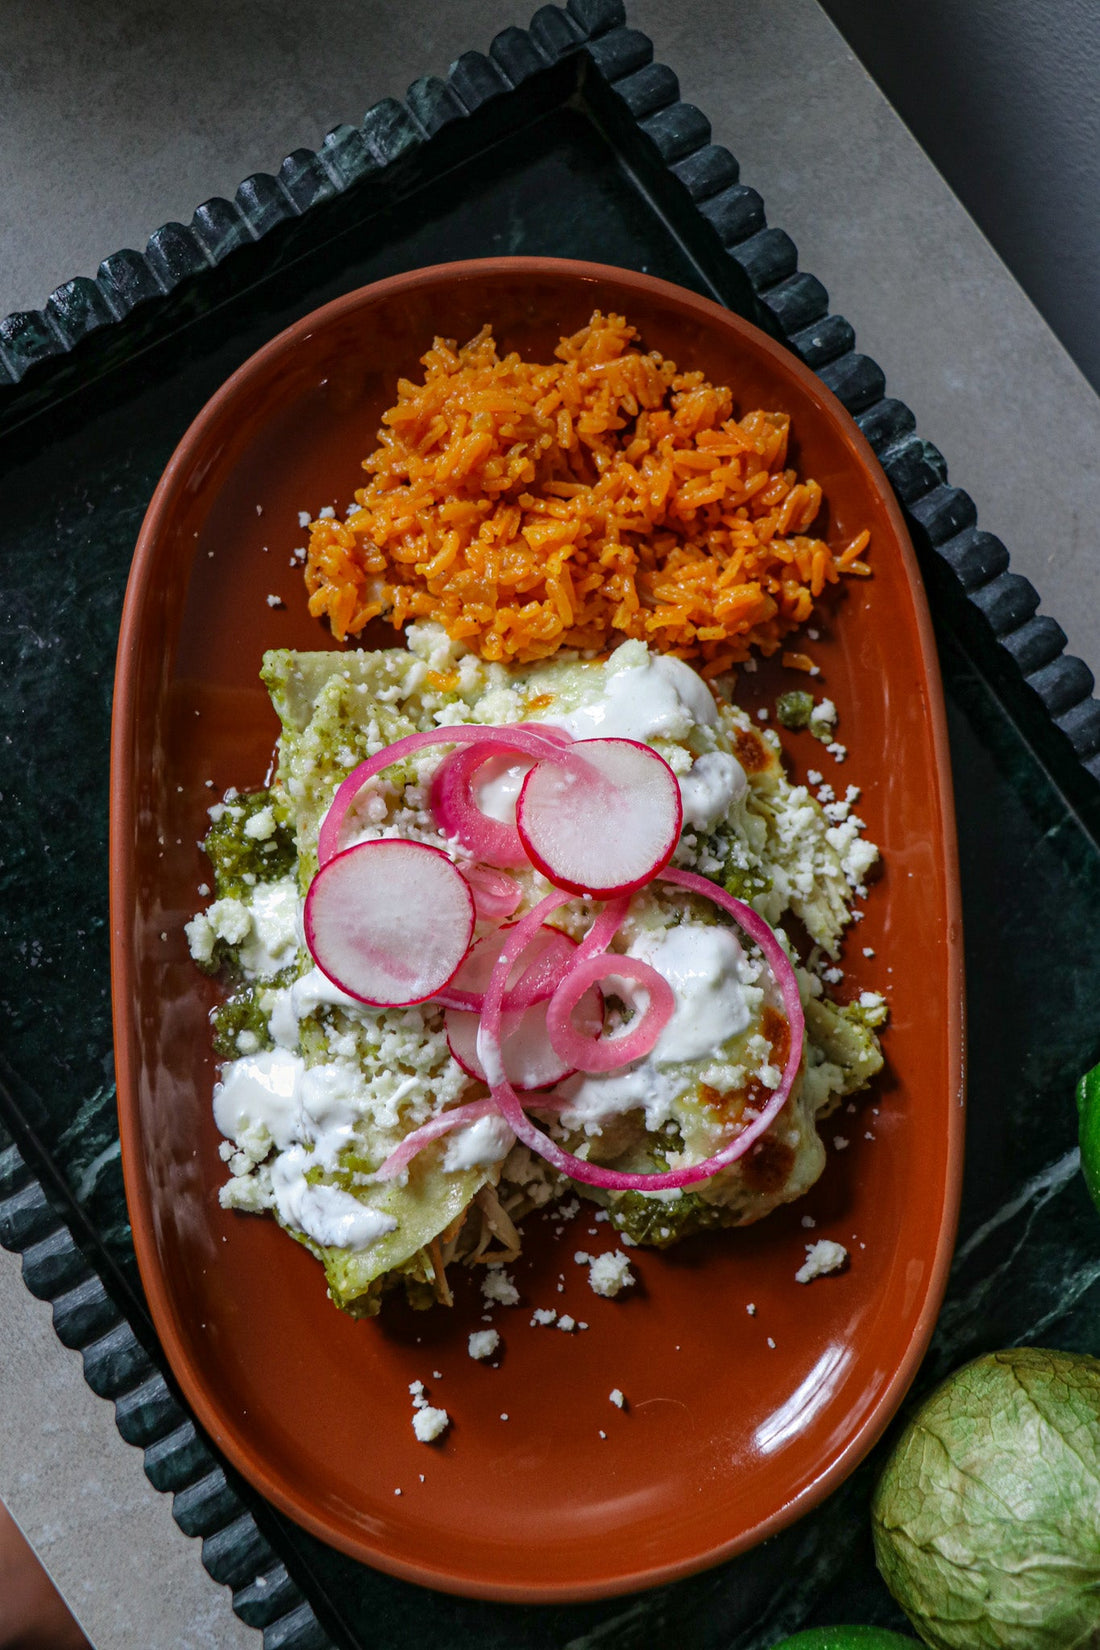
left=516, top=738, right=683, bottom=898
left=545, top=953, right=674, bottom=1073
left=477, top=888, right=804, bottom=1191
left=318, top=723, right=571, bottom=868
left=304, top=839, right=475, bottom=1007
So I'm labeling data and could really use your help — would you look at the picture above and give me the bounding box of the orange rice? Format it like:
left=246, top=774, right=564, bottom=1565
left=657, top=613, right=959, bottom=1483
left=304, top=312, right=870, bottom=673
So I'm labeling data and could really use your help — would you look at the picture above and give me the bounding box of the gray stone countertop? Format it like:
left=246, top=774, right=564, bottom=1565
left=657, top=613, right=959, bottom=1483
left=2, top=0, right=1098, bottom=1645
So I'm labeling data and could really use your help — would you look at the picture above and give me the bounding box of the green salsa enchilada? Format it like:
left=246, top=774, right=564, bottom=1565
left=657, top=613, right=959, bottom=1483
left=187, top=624, right=885, bottom=1317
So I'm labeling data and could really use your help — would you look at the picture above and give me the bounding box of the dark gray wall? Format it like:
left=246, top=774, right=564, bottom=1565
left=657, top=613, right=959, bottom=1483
left=819, top=0, right=1100, bottom=393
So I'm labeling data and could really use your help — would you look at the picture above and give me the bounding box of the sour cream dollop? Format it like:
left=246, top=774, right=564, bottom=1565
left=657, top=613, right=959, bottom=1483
left=214, top=1047, right=397, bottom=1252
left=270, top=1148, right=397, bottom=1250
left=678, top=750, right=747, bottom=833
left=547, top=652, right=718, bottom=744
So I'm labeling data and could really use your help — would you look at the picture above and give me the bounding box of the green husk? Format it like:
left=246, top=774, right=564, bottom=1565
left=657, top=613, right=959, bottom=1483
left=872, top=1348, right=1100, bottom=1649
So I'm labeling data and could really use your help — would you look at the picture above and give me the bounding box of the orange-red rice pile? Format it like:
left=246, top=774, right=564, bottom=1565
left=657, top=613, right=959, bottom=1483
left=304, top=313, right=870, bottom=673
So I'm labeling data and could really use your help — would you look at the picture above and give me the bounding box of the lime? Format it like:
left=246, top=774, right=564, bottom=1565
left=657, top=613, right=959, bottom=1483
left=770, top=1632, right=917, bottom=1649
left=1075, top=1060, right=1100, bottom=1213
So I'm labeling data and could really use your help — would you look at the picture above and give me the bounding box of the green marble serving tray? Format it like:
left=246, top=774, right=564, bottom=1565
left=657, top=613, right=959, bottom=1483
left=2, top=3, right=1100, bottom=1646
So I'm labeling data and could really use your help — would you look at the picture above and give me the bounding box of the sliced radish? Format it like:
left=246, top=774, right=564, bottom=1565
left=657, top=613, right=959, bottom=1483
left=318, top=724, right=570, bottom=867
left=374, top=1097, right=500, bottom=1180
left=304, top=840, right=475, bottom=1007
left=516, top=738, right=682, bottom=898
left=461, top=865, right=523, bottom=922
left=545, top=953, right=674, bottom=1073
left=477, top=890, right=804, bottom=1192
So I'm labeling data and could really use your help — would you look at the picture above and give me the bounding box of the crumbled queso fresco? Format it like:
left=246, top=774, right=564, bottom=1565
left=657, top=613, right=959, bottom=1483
left=187, top=623, right=888, bottom=1324
left=795, top=1239, right=849, bottom=1283
left=467, top=1329, right=499, bottom=1361
left=409, top=1380, right=450, bottom=1442
left=481, top=1268, right=519, bottom=1308
left=412, top=1407, right=449, bottom=1443
left=583, top=1251, right=635, bottom=1298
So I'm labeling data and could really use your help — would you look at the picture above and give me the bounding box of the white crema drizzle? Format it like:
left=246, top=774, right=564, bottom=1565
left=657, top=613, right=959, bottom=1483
left=214, top=1049, right=397, bottom=1251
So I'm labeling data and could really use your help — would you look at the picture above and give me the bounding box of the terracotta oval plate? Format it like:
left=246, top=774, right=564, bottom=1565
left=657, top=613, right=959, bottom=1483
left=110, top=258, right=964, bottom=1602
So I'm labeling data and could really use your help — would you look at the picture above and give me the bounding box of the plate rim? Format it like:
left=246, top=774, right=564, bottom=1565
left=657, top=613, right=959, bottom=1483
left=109, top=254, right=966, bottom=1602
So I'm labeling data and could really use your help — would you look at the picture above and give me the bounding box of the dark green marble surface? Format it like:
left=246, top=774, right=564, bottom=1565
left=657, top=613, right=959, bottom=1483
left=2, top=55, right=1100, bottom=1650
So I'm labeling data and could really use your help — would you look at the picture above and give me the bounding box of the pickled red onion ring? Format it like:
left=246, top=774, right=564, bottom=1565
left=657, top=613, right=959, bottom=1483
left=374, top=1098, right=500, bottom=1180
left=431, top=742, right=532, bottom=869
left=431, top=923, right=576, bottom=1013
left=477, top=889, right=804, bottom=1191
left=446, top=977, right=603, bottom=1089
left=317, top=724, right=572, bottom=868
left=430, top=724, right=573, bottom=868
left=545, top=953, right=674, bottom=1073
left=461, top=865, right=523, bottom=922
left=571, top=895, right=631, bottom=965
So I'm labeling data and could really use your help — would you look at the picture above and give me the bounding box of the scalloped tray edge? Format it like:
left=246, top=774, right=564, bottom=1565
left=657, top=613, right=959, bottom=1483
left=1, top=0, right=1097, bottom=1641
left=1, top=0, right=1096, bottom=796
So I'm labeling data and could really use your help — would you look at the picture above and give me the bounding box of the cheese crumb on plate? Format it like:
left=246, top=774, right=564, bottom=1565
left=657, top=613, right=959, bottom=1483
left=467, top=1329, right=500, bottom=1361
left=795, top=1239, right=849, bottom=1283
left=412, top=1405, right=450, bottom=1442
left=587, top=1250, right=635, bottom=1298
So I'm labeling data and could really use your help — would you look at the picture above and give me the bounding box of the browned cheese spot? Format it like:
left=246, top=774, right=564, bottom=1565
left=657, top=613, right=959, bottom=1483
left=731, top=726, right=770, bottom=774
left=740, top=1132, right=796, bottom=1194
left=698, top=1005, right=794, bottom=1195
